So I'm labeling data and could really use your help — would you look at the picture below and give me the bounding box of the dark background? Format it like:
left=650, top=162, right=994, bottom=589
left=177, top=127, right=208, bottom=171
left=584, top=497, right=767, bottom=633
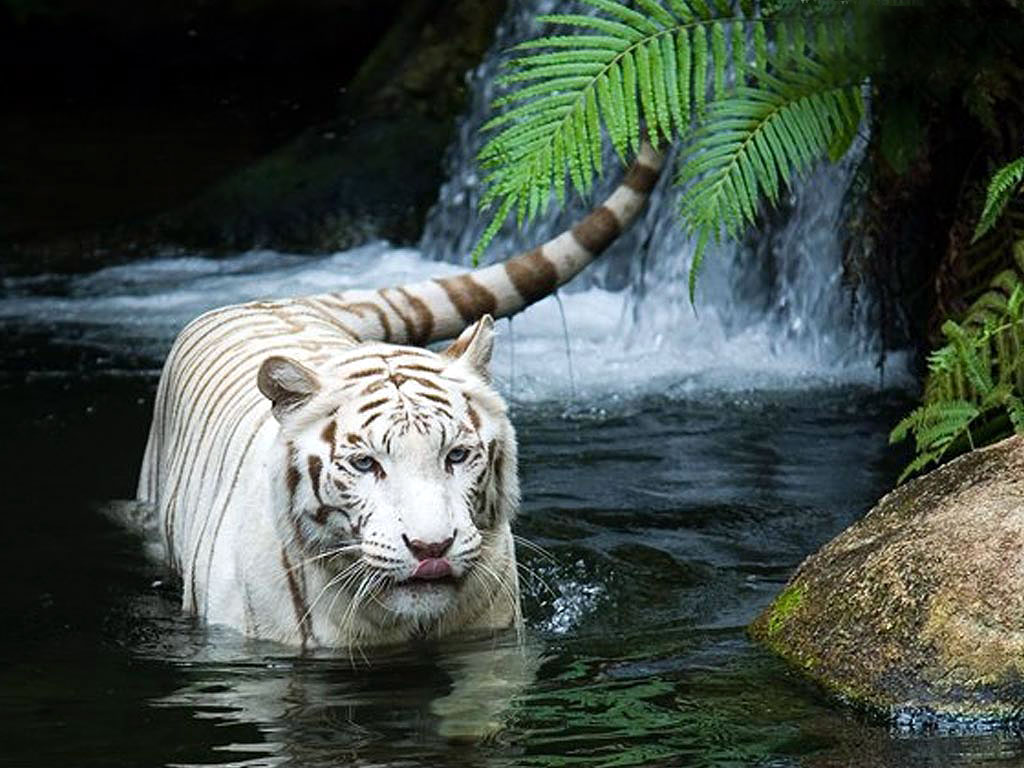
left=0, top=0, right=505, bottom=276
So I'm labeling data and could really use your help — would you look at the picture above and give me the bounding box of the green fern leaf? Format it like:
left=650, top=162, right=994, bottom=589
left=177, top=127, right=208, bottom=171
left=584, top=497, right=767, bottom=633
left=662, top=32, right=684, bottom=134
left=791, top=18, right=807, bottom=60
left=676, top=27, right=692, bottom=124
left=749, top=20, right=765, bottom=70
left=712, top=22, right=727, bottom=100
left=650, top=39, right=673, bottom=141
left=511, top=35, right=632, bottom=53
left=580, top=0, right=663, bottom=35
left=973, top=155, right=1024, bottom=243
left=914, top=405, right=978, bottom=452
left=942, top=319, right=994, bottom=396
left=585, top=88, right=604, bottom=178
left=677, top=64, right=863, bottom=297
left=598, top=68, right=628, bottom=161
left=666, top=0, right=697, bottom=22
left=775, top=19, right=792, bottom=66
left=890, top=405, right=925, bottom=445
left=636, top=40, right=658, bottom=141
left=896, top=448, right=947, bottom=485
left=497, top=62, right=606, bottom=87
left=634, top=0, right=678, bottom=27
left=732, top=20, right=746, bottom=83
left=537, top=13, right=647, bottom=41
left=1006, top=394, right=1024, bottom=432
left=623, top=49, right=641, bottom=154
left=693, top=25, right=708, bottom=118
left=896, top=263, right=1024, bottom=480
left=691, top=0, right=713, bottom=20
left=473, top=0, right=858, bottom=260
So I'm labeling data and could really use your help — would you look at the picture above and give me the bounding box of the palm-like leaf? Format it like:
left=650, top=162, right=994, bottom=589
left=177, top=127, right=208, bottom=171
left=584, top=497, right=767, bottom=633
left=892, top=265, right=1024, bottom=481
left=676, top=59, right=863, bottom=296
left=474, top=0, right=778, bottom=262
left=474, top=0, right=859, bottom=267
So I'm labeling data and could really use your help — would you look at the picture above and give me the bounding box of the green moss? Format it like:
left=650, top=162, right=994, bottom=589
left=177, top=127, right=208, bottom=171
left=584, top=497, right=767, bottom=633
left=767, top=584, right=806, bottom=637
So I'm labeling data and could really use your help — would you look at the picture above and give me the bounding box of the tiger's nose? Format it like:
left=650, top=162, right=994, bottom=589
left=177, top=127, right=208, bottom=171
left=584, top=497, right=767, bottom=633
left=402, top=532, right=455, bottom=560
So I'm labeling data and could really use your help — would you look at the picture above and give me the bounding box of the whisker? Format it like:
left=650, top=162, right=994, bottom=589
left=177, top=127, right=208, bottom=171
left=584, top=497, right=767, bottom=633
left=342, top=570, right=387, bottom=666
left=299, top=558, right=364, bottom=627
left=512, top=534, right=557, bottom=563
left=324, top=561, right=367, bottom=623
left=515, top=559, right=558, bottom=600
left=286, top=542, right=362, bottom=573
left=473, top=560, right=524, bottom=645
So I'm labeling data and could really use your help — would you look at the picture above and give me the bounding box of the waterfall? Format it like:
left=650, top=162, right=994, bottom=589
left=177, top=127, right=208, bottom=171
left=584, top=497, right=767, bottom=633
left=420, top=0, right=908, bottom=395
left=0, top=0, right=910, bottom=399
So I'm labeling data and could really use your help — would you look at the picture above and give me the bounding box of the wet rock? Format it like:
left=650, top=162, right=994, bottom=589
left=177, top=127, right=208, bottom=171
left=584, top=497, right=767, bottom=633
left=750, top=434, right=1024, bottom=723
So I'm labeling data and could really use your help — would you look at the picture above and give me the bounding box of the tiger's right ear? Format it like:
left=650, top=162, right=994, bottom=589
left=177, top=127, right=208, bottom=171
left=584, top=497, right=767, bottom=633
left=257, top=356, right=321, bottom=421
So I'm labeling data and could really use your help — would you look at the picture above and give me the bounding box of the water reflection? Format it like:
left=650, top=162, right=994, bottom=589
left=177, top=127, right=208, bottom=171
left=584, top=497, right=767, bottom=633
left=141, top=628, right=544, bottom=767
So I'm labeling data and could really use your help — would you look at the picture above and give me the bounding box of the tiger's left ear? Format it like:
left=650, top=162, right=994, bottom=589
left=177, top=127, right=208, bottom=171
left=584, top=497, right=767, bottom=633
left=257, top=355, right=321, bottom=421
left=442, top=315, right=495, bottom=381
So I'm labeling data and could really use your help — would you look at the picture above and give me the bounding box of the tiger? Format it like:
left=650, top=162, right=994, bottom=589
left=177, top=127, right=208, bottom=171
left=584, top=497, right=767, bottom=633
left=136, top=142, right=663, bottom=650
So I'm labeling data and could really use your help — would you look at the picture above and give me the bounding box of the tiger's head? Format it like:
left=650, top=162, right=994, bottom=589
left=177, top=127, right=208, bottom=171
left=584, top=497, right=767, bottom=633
left=256, top=316, right=519, bottom=632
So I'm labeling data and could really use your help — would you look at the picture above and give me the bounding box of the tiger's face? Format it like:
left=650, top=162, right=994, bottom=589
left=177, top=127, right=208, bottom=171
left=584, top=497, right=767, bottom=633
left=258, top=317, right=519, bottom=628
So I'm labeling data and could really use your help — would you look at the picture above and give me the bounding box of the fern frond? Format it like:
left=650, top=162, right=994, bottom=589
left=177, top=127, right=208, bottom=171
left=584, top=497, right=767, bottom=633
left=890, top=399, right=980, bottom=482
left=896, top=262, right=1024, bottom=481
left=941, top=319, right=994, bottom=396
left=973, top=155, right=1024, bottom=243
left=474, top=0, right=773, bottom=263
left=676, top=61, right=863, bottom=298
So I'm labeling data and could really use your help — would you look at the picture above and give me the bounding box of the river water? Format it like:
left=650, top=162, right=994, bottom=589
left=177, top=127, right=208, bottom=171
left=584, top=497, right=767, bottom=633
left=1, top=248, right=1019, bottom=767
left=3, top=0, right=1023, bottom=764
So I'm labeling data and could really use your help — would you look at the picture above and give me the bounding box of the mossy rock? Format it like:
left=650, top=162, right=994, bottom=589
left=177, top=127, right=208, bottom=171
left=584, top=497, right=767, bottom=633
left=750, top=434, right=1024, bottom=725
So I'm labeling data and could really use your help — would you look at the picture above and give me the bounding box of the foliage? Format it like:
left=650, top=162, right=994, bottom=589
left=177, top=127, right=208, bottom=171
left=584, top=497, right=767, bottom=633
left=891, top=146, right=1024, bottom=481
left=676, top=59, right=862, bottom=294
left=473, top=0, right=867, bottom=291
left=891, top=241, right=1024, bottom=482
left=477, top=0, right=1024, bottom=478
left=973, top=155, right=1024, bottom=244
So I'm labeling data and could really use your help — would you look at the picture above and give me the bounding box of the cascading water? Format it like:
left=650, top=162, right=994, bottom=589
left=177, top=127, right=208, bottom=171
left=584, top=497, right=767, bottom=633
left=420, top=0, right=909, bottom=395
left=0, top=0, right=909, bottom=399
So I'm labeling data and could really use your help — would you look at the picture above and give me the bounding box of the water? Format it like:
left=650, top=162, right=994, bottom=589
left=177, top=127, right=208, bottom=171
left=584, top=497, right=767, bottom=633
left=4, top=366, right=1021, bottom=766
left=2, top=1, right=1020, bottom=765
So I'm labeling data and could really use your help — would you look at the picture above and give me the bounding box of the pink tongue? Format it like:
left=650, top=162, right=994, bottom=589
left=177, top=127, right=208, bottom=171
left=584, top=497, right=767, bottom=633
left=412, top=558, right=453, bottom=580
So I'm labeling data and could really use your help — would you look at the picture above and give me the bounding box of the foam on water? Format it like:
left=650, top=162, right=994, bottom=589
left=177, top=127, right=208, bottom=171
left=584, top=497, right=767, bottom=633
left=0, top=235, right=908, bottom=402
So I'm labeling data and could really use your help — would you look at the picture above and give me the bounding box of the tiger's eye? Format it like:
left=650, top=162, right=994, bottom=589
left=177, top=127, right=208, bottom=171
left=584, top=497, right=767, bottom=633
left=446, top=447, right=469, bottom=465
left=350, top=455, right=378, bottom=473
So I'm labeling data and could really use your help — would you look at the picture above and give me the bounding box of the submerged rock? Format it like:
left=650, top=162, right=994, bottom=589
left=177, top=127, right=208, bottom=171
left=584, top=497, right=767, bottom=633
left=750, top=434, right=1024, bottom=724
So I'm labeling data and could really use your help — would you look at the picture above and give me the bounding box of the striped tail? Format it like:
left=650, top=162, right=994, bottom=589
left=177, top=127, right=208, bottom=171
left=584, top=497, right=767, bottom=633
left=301, top=141, right=665, bottom=345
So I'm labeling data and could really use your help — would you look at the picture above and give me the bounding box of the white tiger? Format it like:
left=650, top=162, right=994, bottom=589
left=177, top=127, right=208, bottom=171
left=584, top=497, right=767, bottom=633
left=137, top=142, right=663, bottom=649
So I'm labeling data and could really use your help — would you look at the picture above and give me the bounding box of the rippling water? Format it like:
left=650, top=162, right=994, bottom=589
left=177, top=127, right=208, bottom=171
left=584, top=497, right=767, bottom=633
left=0, top=259, right=1016, bottom=767
left=4, top=351, right=1020, bottom=767
left=3, top=209, right=1021, bottom=765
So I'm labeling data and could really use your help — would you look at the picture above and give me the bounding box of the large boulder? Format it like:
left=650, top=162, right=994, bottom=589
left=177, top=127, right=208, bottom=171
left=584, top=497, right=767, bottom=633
left=750, top=434, right=1024, bottom=724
